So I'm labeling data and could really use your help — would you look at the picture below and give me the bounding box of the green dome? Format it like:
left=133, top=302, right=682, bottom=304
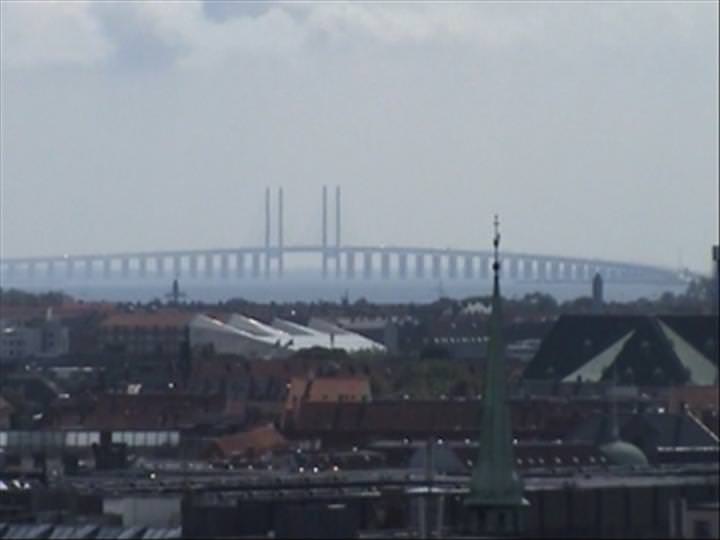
left=599, top=440, right=648, bottom=466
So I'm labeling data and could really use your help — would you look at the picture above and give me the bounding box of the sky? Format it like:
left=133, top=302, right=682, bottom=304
left=1, top=1, right=718, bottom=274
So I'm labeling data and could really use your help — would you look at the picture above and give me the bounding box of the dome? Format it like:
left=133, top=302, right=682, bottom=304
left=599, top=440, right=648, bottom=466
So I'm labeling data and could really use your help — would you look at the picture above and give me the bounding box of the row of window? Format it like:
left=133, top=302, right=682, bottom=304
left=0, top=430, right=180, bottom=448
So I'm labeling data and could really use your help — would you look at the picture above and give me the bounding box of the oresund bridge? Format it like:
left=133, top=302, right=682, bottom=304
left=0, top=187, right=682, bottom=287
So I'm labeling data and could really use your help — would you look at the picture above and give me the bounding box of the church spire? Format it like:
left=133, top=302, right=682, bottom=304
left=465, top=216, right=527, bottom=534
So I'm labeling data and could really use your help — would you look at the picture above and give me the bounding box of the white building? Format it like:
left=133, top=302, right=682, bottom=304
left=0, top=311, right=69, bottom=360
left=189, top=313, right=385, bottom=359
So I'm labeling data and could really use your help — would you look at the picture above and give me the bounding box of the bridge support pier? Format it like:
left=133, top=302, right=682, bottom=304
left=363, top=252, right=373, bottom=280
left=252, top=253, right=261, bottom=278
left=432, top=255, right=441, bottom=279
left=448, top=255, right=458, bottom=280
left=205, top=254, right=214, bottom=279
left=415, top=254, right=425, bottom=279
left=398, top=253, right=408, bottom=280
left=138, top=257, right=147, bottom=279
left=156, top=257, right=166, bottom=279
left=463, top=255, right=473, bottom=280
left=236, top=253, right=245, bottom=278
left=381, top=253, right=390, bottom=279
left=220, top=254, right=229, bottom=279
left=346, top=252, right=355, bottom=279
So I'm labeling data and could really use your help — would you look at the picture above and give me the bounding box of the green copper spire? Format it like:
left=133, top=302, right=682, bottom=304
left=465, top=216, right=527, bottom=531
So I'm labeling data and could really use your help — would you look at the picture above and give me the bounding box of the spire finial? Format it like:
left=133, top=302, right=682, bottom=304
left=493, top=214, right=501, bottom=275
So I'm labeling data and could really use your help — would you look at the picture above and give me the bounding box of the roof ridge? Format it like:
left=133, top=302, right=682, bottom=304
left=684, top=408, right=720, bottom=445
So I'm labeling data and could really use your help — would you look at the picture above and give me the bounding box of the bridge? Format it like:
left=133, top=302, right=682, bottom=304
left=0, top=187, right=682, bottom=286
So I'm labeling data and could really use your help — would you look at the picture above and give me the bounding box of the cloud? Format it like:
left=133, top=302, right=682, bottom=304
left=3, top=2, right=712, bottom=71
left=1, top=1, right=112, bottom=68
left=2, top=2, right=545, bottom=70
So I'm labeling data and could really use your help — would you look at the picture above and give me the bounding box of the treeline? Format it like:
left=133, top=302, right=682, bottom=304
left=0, top=288, right=70, bottom=307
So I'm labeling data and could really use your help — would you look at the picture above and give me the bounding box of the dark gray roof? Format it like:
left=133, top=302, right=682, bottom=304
left=0, top=525, right=52, bottom=540
left=523, top=315, right=718, bottom=385
left=48, top=525, right=98, bottom=539
left=408, top=445, right=468, bottom=475
left=566, top=412, right=719, bottom=450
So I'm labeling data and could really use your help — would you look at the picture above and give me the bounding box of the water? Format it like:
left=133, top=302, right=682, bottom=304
left=3, top=274, right=687, bottom=304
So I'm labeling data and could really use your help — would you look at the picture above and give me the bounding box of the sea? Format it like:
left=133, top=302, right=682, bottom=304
left=3, top=270, right=689, bottom=305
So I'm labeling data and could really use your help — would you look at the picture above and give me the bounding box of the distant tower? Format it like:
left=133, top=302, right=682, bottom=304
left=465, top=216, right=528, bottom=535
left=592, top=272, right=604, bottom=314
left=165, top=277, right=187, bottom=305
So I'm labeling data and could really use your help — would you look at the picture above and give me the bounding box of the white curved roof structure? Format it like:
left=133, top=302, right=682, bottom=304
left=189, top=313, right=385, bottom=358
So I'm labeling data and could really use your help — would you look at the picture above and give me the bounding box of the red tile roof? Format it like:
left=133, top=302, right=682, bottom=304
left=206, top=423, right=287, bottom=459
left=49, top=392, right=226, bottom=430
left=668, top=385, right=719, bottom=413
left=99, top=310, right=195, bottom=329
left=285, top=376, right=371, bottom=412
left=0, top=302, right=116, bottom=322
left=285, top=398, right=596, bottom=441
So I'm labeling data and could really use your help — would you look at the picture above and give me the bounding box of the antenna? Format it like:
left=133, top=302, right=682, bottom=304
left=493, top=214, right=501, bottom=275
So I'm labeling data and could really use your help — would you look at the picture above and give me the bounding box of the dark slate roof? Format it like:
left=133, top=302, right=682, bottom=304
left=0, top=524, right=53, bottom=540
left=47, top=525, right=99, bottom=539
left=659, top=316, right=719, bottom=361
left=408, top=445, right=468, bottom=475
left=0, top=525, right=180, bottom=540
left=522, top=315, right=718, bottom=385
left=566, top=412, right=719, bottom=450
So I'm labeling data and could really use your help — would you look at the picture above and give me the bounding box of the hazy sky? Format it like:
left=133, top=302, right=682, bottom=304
left=1, top=1, right=718, bottom=273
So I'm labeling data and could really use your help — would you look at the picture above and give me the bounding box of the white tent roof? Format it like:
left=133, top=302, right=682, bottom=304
left=189, top=313, right=385, bottom=357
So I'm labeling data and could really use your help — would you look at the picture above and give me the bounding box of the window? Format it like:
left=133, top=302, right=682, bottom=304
left=146, top=432, right=158, bottom=446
